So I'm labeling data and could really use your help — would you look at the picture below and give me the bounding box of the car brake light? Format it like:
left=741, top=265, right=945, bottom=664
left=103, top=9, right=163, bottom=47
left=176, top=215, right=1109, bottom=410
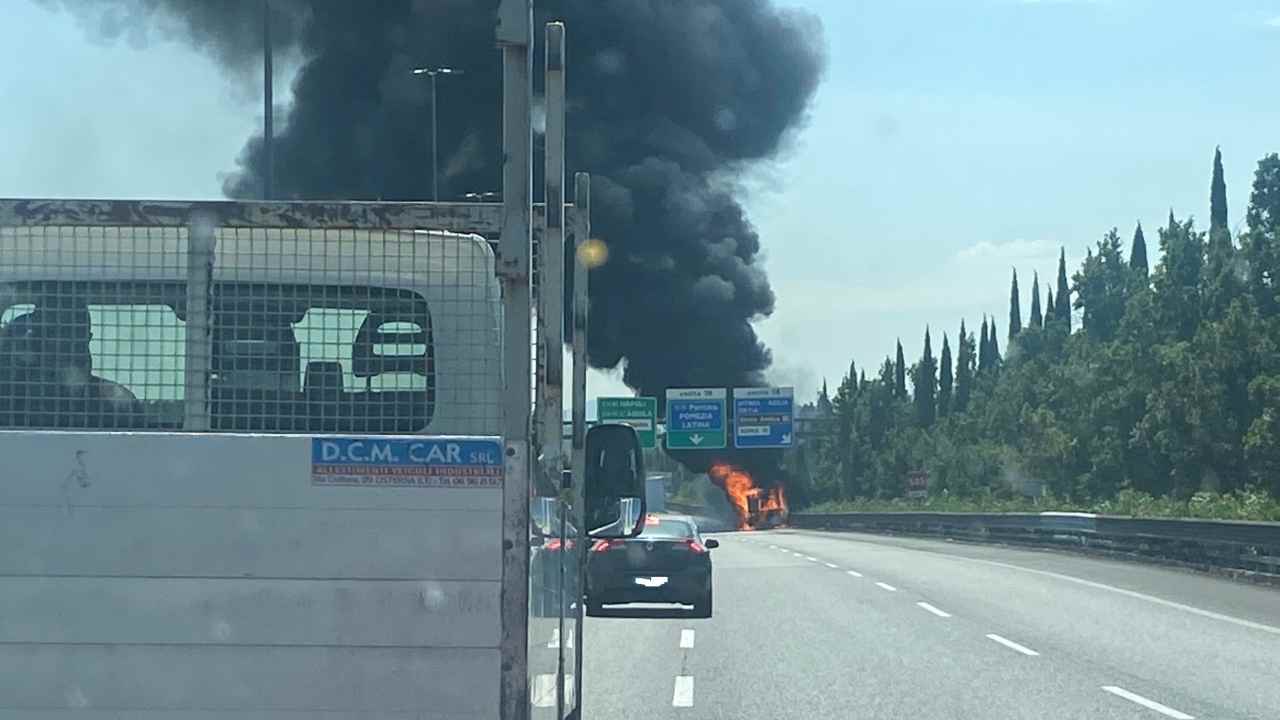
left=545, top=539, right=563, bottom=551
left=685, top=540, right=708, bottom=554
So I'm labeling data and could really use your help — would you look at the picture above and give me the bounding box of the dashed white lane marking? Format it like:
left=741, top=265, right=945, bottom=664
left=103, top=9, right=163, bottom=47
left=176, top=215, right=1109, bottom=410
left=875, top=582, right=897, bottom=592
left=804, top=555, right=819, bottom=562
left=680, top=629, right=695, bottom=649
left=768, top=544, right=778, bottom=550
left=531, top=673, right=556, bottom=707
left=917, top=602, right=951, bottom=618
left=823, top=562, right=839, bottom=568
left=846, top=569, right=863, bottom=578
left=672, top=676, right=694, bottom=707
left=946, top=555, right=1280, bottom=637
left=1101, top=686, right=1194, bottom=719
left=986, top=634, right=1040, bottom=657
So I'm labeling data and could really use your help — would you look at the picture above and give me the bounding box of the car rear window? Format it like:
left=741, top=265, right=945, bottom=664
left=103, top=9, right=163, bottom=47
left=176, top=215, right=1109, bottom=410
left=642, top=519, right=694, bottom=539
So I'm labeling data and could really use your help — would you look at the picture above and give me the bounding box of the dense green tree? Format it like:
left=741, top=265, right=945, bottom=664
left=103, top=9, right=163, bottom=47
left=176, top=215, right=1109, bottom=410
left=1029, top=272, right=1043, bottom=329
left=1154, top=213, right=1205, bottom=340
left=1131, top=222, right=1149, bottom=280
left=1055, top=248, right=1072, bottom=329
left=938, top=334, right=953, bottom=417
left=894, top=341, right=907, bottom=399
left=1008, top=270, right=1022, bottom=340
left=913, top=328, right=937, bottom=427
left=1242, top=154, right=1280, bottom=316
left=1073, top=228, right=1130, bottom=342
left=1045, top=287, right=1055, bottom=322
left=954, top=321, right=974, bottom=412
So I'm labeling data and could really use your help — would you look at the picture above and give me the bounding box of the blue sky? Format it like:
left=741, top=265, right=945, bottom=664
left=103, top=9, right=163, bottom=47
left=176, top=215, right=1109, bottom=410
left=3, top=0, right=1279, bottom=405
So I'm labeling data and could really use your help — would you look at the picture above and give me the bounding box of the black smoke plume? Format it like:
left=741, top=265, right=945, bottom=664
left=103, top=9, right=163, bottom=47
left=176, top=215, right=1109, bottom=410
left=45, top=0, right=825, bottom=483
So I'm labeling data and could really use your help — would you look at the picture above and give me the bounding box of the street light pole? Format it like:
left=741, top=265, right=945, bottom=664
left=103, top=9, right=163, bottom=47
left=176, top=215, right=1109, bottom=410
left=412, top=67, right=463, bottom=202
left=430, top=72, right=438, bottom=201
left=262, top=0, right=273, bottom=200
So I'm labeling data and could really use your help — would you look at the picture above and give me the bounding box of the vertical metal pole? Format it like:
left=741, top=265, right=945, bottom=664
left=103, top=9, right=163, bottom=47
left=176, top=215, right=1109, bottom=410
left=431, top=73, right=439, bottom=202
left=542, top=22, right=568, bottom=718
left=496, top=2, right=533, bottom=719
left=262, top=0, right=273, bottom=200
left=184, top=210, right=216, bottom=431
left=570, top=171, right=590, bottom=719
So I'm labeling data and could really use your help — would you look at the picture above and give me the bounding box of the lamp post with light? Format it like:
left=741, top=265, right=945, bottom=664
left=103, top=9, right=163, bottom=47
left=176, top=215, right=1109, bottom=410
left=411, top=66, right=463, bottom=201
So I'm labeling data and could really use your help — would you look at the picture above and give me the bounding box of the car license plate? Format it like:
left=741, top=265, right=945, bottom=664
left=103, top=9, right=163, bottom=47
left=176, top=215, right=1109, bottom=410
left=634, top=576, right=668, bottom=588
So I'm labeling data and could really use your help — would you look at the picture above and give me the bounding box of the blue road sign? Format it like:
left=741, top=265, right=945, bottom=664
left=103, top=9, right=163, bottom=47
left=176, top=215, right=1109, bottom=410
left=733, top=387, right=794, bottom=448
left=665, top=388, right=727, bottom=449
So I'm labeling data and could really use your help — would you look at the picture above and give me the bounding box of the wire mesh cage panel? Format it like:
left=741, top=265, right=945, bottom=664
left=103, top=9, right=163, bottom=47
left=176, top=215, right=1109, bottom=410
left=0, top=203, right=502, bottom=436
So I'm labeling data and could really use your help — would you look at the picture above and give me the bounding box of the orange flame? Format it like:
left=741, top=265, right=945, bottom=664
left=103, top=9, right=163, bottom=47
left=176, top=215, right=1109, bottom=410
left=708, top=463, right=789, bottom=530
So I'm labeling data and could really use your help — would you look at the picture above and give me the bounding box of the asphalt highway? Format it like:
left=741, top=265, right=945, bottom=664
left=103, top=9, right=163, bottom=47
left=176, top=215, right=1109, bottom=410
left=573, top=528, right=1280, bottom=719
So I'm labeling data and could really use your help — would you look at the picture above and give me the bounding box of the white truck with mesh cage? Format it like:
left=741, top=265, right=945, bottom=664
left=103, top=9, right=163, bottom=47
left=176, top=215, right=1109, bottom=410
left=0, top=214, right=514, bottom=717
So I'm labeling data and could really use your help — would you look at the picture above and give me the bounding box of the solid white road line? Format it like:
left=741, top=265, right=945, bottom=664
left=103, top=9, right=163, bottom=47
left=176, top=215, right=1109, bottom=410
left=944, top=555, right=1280, bottom=637
left=1101, top=686, right=1195, bottom=719
left=985, top=634, right=1040, bottom=657
left=916, top=602, right=952, bottom=618
left=823, top=562, right=839, bottom=568
left=531, top=673, right=557, bottom=708
left=875, top=582, right=897, bottom=592
left=672, top=676, right=694, bottom=707
left=680, top=629, right=695, bottom=649
left=846, top=569, right=863, bottom=578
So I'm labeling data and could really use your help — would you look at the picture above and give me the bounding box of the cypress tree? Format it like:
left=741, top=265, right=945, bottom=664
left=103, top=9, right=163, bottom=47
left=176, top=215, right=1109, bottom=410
left=914, top=328, right=937, bottom=427
left=989, top=320, right=1001, bottom=368
left=894, top=340, right=907, bottom=399
left=1045, top=287, right=1055, bottom=321
left=954, top=321, right=974, bottom=412
left=938, top=333, right=953, bottom=417
left=1008, top=269, right=1022, bottom=340
left=1029, top=272, right=1043, bottom=329
left=1131, top=221, right=1149, bottom=279
left=1211, top=146, right=1228, bottom=242
left=1056, top=248, right=1071, bottom=329
left=978, top=318, right=990, bottom=373
left=1205, top=147, right=1242, bottom=319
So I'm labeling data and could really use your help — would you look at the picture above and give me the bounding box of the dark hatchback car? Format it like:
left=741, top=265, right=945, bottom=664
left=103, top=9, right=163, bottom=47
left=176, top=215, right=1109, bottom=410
left=585, top=515, right=719, bottom=617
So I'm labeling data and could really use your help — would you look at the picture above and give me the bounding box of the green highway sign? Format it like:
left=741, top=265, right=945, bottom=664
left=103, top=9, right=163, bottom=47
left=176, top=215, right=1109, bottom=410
left=597, top=396, right=658, bottom=448
left=665, top=388, right=727, bottom=450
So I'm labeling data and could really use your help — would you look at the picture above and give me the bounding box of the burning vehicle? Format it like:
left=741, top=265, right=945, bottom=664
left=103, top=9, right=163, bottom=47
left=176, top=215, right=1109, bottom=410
left=709, top=462, right=789, bottom=530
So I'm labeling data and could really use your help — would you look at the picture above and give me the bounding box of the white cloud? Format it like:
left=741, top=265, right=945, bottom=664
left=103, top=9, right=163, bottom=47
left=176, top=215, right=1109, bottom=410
left=956, top=238, right=1057, bottom=261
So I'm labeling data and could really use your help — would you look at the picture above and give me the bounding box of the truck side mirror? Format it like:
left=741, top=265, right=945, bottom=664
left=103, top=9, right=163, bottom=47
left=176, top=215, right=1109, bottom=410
left=583, top=423, right=646, bottom=538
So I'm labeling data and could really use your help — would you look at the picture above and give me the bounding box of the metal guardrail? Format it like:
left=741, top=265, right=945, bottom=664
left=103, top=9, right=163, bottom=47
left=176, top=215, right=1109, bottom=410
left=790, top=511, right=1280, bottom=580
